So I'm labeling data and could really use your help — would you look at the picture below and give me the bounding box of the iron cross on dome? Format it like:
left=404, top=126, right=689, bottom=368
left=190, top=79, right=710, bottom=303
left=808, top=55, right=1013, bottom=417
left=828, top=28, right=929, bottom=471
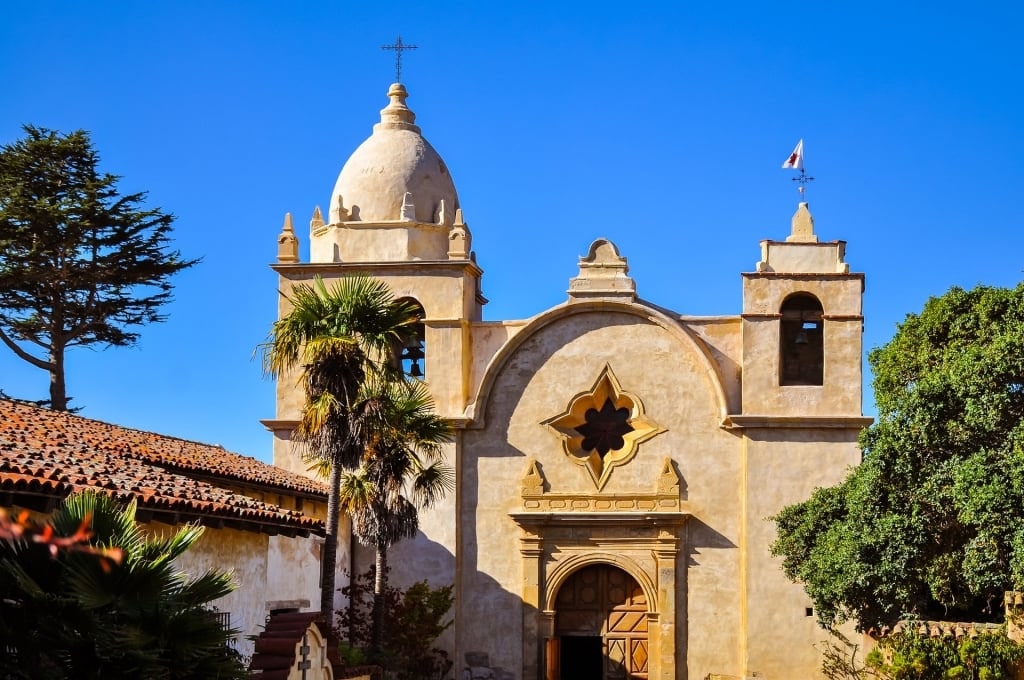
left=381, top=35, right=418, bottom=83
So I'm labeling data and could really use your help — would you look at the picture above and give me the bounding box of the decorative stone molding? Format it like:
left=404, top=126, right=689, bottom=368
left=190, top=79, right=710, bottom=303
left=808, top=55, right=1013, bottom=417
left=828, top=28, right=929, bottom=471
left=310, top=205, right=326, bottom=237
left=541, top=364, right=664, bottom=489
left=448, top=209, right=471, bottom=259
left=518, top=456, right=683, bottom=513
left=567, top=238, right=636, bottom=300
left=508, top=457, right=687, bottom=680
left=277, top=213, right=299, bottom=263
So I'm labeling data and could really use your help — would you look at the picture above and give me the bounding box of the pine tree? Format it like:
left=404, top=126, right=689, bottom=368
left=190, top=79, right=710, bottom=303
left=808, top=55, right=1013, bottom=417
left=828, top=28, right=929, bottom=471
left=0, top=125, right=198, bottom=410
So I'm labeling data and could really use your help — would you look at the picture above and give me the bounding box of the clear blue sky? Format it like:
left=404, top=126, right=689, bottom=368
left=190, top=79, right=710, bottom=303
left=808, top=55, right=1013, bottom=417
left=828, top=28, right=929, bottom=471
left=2, top=1, right=1022, bottom=461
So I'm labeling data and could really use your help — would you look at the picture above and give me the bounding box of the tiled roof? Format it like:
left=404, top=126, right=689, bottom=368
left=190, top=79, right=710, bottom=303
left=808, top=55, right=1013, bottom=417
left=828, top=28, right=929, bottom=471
left=0, top=399, right=326, bottom=536
left=873, top=620, right=1002, bottom=639
left=0, top=399, right=326, bottom=496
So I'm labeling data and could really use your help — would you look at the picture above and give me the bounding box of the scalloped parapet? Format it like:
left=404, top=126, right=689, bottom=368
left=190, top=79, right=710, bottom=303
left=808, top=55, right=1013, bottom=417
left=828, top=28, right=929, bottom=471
left=568, top=238, right=636, bottom=300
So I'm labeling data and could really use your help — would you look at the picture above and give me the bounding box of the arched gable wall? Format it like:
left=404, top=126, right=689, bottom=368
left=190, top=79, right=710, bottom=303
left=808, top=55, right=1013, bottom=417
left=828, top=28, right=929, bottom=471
left=466, top=299, right=731, bottom=428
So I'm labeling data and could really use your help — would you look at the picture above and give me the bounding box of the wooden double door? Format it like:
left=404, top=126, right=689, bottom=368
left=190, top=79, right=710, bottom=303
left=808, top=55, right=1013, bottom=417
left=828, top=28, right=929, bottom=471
left=548, top=565, right=649, bottom=680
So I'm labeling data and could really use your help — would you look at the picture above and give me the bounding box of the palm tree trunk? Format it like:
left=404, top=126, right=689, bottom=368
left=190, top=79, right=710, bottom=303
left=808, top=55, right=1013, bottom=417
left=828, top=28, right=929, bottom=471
left=371, top=545, right=387, bottom=658
left=320, top=461, right=343, bottom=626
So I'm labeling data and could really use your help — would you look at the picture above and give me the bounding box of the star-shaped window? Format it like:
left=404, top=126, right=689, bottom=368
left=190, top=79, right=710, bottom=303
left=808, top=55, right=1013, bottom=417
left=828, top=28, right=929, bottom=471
left=575, top=399, right=634, bottom=458
left=543, top=365, right=663, bottom=489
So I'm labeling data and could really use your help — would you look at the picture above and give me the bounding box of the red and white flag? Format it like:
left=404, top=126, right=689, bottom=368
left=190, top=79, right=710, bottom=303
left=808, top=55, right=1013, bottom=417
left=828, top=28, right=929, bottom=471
left=782, top=139, right=804, bottom=169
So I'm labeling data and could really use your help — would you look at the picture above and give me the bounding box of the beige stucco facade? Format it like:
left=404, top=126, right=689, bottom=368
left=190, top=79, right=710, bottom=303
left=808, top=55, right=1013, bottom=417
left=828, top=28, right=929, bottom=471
left=267, top=84, right=870, bottom=679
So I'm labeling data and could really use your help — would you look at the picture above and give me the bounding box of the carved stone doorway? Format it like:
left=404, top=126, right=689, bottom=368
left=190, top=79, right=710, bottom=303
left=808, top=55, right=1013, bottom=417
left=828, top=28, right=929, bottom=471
left=550, top=564, right=649, bottom=680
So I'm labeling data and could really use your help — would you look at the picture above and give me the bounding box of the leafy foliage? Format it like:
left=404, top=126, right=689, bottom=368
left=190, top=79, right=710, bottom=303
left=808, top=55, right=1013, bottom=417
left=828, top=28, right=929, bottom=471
left=865, top=629, right=1024, bottom=680
left=0, top=125, right=198, bottom=410
left=772, top=284, right=1024, bottom=630
left=335, top=377, right=453, bottom=653
left=819, top=631, right=875, bottom=680
left=260, top=274, right=421, bottom=623
left=0, top=491, right=247, bottom=679
left=339, top=566, right=454, bottom=680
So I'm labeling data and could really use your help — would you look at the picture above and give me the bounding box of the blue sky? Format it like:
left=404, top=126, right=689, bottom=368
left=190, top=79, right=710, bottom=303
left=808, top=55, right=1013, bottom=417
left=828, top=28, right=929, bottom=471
left=1, top=1, right=1022, bottom=461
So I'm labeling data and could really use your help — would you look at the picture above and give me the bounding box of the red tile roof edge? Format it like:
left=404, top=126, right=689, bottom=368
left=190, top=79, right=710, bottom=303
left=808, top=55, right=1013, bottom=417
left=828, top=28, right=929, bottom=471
left=0, top=399, right=326, bottom=536
left=0, top=399, right=328, bottom=497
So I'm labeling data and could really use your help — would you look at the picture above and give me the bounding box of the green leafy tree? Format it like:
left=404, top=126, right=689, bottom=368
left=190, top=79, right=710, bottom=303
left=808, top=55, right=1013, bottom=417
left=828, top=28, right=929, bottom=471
left=339, top=565, right=454, bottom=680
left=773, top=284, right=1024, bottom=631
left=0, top=491, right=246, bottom=679
left=260, top=275, right=420, bottom=625
left=865, top=629, right=1024, bottom=680
left=335, top=377, right=453, bottom=657
left=0, top=125, right=198, bottom=410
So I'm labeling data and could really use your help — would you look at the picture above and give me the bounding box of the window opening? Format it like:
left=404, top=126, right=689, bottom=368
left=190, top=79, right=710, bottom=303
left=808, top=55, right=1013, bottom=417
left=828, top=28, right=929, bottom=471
left=396, top=299, right=426, bottom=379
left=780, top=293, right=824, bottom=386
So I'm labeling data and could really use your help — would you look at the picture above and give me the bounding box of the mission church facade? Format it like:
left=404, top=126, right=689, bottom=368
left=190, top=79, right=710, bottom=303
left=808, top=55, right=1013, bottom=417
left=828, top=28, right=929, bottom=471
left=263, top=82, right=870, bottom=680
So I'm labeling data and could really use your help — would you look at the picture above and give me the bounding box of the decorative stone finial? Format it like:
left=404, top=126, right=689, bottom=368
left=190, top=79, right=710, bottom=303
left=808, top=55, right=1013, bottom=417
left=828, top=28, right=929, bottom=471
left=568, top=238, right=636, bottom=301
left=330, top=194, right=349, bottom=223
left=448, top=214, right=471, bottom=259
left=521, top=459, right=545, bottom=497
left=787, top=202, right=818, bottom=243
left=277, top=212, right=299, bottom=263
left=310, top=205, right=325, bottom=234
left=400, top=192, right=416, bottom=221
left=376, top=83, right=421, bottom=133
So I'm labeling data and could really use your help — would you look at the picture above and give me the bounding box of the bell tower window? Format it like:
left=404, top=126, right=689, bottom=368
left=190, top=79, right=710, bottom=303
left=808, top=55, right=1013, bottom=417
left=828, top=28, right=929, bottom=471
left=397, top=299, right=426, bottom=379
left=780, top=293, right=824, bottom=386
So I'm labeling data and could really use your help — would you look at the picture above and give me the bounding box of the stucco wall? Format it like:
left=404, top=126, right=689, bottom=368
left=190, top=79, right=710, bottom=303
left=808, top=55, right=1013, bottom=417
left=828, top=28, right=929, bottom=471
left=740, top=430, right=863, bottom=678
left=461, top=308, right=744, bottom=679
left=169, top=524, right=268, bottom=661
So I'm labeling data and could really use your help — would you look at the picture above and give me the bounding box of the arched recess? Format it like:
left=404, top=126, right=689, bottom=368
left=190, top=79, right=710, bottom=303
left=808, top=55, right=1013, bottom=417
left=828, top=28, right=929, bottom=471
left=395, top=297, right=426, bottom=379
left=779, top=293, right=824, bottom=386
left=545, top=552, right=657, bottom=613
left=551, top=563, right=651, bottom=680
left=465, top=299, right=730, bottom=427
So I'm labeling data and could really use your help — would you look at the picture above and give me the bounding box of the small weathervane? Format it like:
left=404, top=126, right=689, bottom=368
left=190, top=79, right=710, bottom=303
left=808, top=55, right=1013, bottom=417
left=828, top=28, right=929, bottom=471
left=782, top=139, right=814, bottom=200
left=381, top=35, right=418, bottom=83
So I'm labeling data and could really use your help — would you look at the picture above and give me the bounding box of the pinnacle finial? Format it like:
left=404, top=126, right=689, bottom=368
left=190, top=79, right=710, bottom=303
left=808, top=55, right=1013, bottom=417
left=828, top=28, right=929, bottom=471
left=787, top=202, right=818, bottom=243
left=277, top=212, right=299, bottom=263
left=376, top=82, right=420, bottom=133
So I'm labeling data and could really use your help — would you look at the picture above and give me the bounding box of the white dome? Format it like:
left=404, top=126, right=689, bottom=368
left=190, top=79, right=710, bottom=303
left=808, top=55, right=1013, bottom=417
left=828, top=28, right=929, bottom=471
left=329, top=83, right=459, bottom=225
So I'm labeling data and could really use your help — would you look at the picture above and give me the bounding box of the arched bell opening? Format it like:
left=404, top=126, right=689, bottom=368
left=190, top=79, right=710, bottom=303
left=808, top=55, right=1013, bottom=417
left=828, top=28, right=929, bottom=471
left=549, top=564, right=650, bottom=680
left=395, top=298, right=426, bottom=379
left=779, top=292, right=824, bottom=386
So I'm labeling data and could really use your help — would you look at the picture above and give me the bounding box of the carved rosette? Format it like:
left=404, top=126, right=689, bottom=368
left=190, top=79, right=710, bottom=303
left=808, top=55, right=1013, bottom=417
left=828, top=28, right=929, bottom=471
left=542, top=364, right=664, bottom=489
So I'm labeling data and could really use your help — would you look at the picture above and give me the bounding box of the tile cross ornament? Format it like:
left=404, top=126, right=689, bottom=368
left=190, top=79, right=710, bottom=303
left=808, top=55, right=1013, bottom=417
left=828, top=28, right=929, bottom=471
left=543, top=364, right=664, bottom=489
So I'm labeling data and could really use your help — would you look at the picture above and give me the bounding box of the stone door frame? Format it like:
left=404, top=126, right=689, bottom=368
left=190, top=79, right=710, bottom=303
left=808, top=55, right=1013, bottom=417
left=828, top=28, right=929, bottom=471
left=509, top=511, right=687, bottom=680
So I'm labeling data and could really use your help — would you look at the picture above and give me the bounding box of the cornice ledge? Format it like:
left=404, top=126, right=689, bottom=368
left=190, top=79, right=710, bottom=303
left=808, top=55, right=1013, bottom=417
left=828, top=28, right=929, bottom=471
left=508, top=511, right=689, bottom=527
left=271, top=260, right=484, bottom=277
left=261, top=418, right=299, bottom=432
left=722, top=414, right=874, bottom=430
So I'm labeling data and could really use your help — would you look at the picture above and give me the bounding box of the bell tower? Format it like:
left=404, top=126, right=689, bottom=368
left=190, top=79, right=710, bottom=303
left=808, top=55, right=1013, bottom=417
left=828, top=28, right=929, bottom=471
left=264, top=82, right=485, bottom=470
left=738, top=202, right=865, bottom=417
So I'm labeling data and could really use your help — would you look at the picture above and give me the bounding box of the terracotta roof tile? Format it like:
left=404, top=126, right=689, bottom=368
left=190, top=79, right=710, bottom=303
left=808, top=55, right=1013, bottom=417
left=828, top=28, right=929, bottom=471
left=0, top=399, right=326, bottom=495
left=0, top=399, right=325, bottom=536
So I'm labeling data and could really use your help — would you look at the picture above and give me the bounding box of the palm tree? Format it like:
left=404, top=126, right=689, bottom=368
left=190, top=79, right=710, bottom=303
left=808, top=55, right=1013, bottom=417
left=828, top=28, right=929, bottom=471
left=260, top=275, right=420, bottom=624
left=0, top=491, right=245, bottom=679
left=336, top=377, right=454, bottom=658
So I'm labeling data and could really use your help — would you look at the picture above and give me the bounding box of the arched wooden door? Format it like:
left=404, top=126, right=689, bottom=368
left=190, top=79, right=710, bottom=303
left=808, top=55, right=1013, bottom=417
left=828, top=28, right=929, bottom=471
left=552, top=565, right=649, bottom=680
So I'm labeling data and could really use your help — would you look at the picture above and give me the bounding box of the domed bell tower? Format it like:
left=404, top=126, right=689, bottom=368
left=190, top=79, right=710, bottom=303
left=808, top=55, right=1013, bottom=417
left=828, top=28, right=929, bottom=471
left=265, top=83, right=485, bottom=469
